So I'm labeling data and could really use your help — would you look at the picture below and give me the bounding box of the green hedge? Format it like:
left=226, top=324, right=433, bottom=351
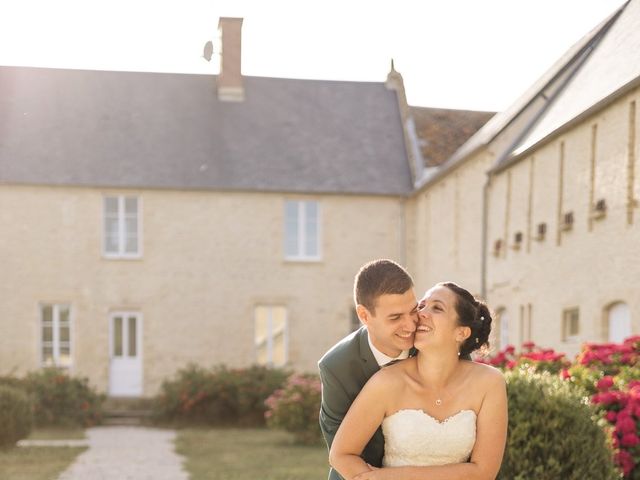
left=153, top=364, right=290, bottom=426
left=498, top=368, right=618, bottom=480
left=0, top=385, right=34, bottom=449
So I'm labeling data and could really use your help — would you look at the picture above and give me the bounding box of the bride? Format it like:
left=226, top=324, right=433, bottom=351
left=329, top=282, right=508, bottom=480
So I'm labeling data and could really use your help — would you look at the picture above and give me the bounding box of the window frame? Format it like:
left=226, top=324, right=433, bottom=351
left=284, top=200, right=321, bottom=262
left=254, top=306, right=289, bottom=367
left=39, top=303, right=73, bottom=368
left=102, top=195, right=143, bottom=259
left=562, top=307, right=580, bottom=343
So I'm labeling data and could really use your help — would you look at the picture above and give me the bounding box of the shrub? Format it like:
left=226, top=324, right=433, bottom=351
left=154, top=364, right=289, bottom=426
left=0, top=385, right=34, bottom=449
left=234, top=365, right=291, bottom=426
left=264, top=373, right=322, bottom=445
left=24, top=368, right=104, bottom=427
left=498, top=368, right=618, bottom=480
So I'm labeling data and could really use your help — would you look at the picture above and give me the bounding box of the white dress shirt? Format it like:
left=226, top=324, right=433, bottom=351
left=367, top=331, right=410, bottom=366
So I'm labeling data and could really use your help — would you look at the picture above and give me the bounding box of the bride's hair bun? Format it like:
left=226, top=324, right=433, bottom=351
left=437, top=282, right=493, bottom=357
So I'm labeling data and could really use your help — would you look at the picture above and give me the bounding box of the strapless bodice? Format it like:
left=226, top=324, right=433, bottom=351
left=382, top=409, right=476, bottom=467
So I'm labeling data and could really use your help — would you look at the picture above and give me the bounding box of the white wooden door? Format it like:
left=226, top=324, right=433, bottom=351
left=109, top=312, right=142, bottom=396
left=608, top=303, right=631, bottom=344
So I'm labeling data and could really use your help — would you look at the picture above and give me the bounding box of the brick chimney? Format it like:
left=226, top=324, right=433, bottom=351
left=217, top=17, right=244, bottom=101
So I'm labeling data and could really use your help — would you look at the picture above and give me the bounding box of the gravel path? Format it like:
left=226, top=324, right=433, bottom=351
left=57, top=426, right=189, bottom=480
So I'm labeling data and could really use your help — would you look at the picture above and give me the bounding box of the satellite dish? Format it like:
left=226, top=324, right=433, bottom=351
left=203, top=40, right=214, bottom=62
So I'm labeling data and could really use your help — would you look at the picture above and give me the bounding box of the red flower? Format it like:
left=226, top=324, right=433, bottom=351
left=592, top=392, right=617, bottom=405
left=596, top=376, right=614, bottom=391
left=615, top=449, right=635, bottom=476
left=620, top=432, right=640, bottom=447
left=605, top=410, right=617, bottom=422
left=616, top=416, right=636, bottom=435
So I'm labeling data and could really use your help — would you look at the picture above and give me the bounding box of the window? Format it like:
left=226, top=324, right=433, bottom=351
left=606, top=302, right=631, bottom=343
left=562, top=308, right=580, bottom=342
left=41, top=304, right=72, bottom=367
left=254, top=306, right=288, bottom=366
left=103, top=196, right=141, bottom=257
left=284, top=200, right=320, bottom=260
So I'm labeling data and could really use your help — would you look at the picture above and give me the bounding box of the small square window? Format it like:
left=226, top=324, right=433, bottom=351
left=536, top=222, right=547, bottom=241
left=562, top=308, right=579, bottom=342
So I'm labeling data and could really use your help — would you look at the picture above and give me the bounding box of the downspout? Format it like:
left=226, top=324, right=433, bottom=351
left=481, top=172, right=491, bottom=300
left=399, top=197, right=406, bottom=266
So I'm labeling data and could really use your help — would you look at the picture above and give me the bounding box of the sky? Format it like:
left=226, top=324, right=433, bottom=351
left=0, top=0, right=628, bottom=112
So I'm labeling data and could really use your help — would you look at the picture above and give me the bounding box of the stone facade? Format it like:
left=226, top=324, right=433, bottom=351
left=407, top=86, right=640, bottom=358
left=0, top=185, right=405, bottom=394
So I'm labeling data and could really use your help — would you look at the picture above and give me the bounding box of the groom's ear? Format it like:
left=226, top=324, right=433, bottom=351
left=356, top=304, right=371, bottom=326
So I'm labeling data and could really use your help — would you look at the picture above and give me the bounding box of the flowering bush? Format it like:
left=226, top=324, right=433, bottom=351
left=572, top=336, right=640, bottom=479
left=478, top=341, right=570, bottom=374
left=154, top=364, right=289, bottom=426
left=484, top=335, right=640, bottom=478
left=0, top=385, right=33, bottom=449
left=23, top=368, right=105, bottom=427
left=264, top=373, right=322, bottom=445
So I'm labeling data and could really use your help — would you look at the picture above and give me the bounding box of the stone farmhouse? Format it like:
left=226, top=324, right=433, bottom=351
left=1, top=2, right=638, bottom=396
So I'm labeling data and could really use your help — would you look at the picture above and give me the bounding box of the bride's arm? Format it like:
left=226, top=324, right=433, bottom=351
left=329, top=369, right=392, bottom=480
left=354, top=369, right=508, bottom=480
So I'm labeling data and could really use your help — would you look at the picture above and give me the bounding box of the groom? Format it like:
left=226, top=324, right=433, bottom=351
left=318, top=259, right=419, bottom=480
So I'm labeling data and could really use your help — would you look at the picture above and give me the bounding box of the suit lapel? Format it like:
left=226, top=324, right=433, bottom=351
left=358, top=326, right=380, bottom=379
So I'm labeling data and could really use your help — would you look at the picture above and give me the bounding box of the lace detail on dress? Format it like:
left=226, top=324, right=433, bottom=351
left=382, top=409, right=476, bottom=467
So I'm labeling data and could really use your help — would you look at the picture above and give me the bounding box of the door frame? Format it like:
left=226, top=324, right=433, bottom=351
left=108, top=311, right=143, bottom=396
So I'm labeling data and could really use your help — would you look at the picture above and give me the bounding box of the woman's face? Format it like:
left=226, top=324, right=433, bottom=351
left=415, top=285, right=467, bottom=352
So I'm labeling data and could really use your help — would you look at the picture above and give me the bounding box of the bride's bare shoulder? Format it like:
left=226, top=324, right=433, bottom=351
left=465, top=360, right=506, bottom=386
left=368, top=358, right=414, bottom=388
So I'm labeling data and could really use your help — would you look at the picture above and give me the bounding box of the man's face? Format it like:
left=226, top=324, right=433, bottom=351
left=358, top=289, right=419, bottom=357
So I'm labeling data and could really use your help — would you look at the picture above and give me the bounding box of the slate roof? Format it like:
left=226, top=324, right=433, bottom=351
left=510, top=0, right=638, bottom=159
left=410, top=107, right=494, bottom=167
left=0, top=66, right=413, bottom=196
left=415, top=0, right=627, bottom=188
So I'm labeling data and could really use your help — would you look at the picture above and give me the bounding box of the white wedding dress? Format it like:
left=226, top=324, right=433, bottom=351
left=382, top=409, right=477, bottom=467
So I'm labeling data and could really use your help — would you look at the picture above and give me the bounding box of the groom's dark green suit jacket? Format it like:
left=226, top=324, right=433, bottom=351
left=318, top=326, right=383, bottom=480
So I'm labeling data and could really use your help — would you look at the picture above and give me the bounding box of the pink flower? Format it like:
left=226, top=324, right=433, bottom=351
left=506, top=361, right=517, bottom=370
left=596, top=376, right=615, bottom=391
left=561, top=369, right=571, bottom=380
left=615, top=449, right=635, bottom=476
left=522, top=341, right=535, bottom=350
left=615, top=416, right=636, bottom=435
left=592, top=392, right=617, bottom=405
left=620, top=432, right=640, bottom=447
left=605, top=410, right=618, bottom=423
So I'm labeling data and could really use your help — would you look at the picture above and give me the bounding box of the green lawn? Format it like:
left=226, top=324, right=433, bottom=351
left=0, top=446, right=86, bottom=480
left=175, top=428, right=329, bottom=480
left=27, top=427, right=86, bottom=440
left=0, top=428, right=86, bottom=480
